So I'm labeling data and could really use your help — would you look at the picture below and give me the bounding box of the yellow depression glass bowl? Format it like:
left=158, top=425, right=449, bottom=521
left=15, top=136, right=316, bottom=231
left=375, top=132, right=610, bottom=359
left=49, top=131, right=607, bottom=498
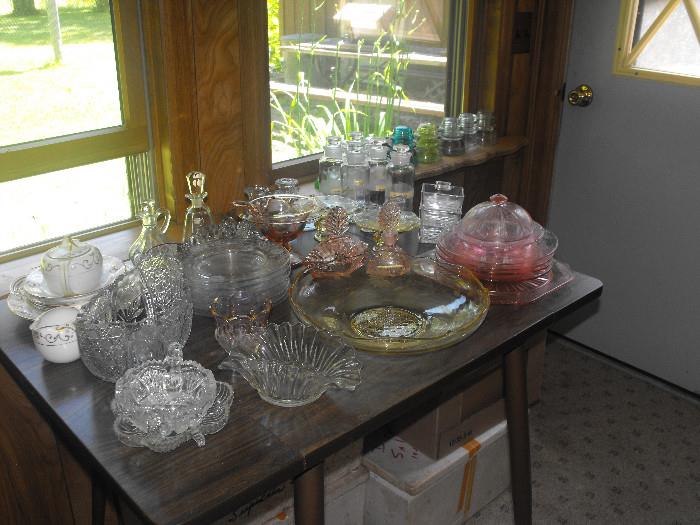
left=289, top=258, right=490, bottom=355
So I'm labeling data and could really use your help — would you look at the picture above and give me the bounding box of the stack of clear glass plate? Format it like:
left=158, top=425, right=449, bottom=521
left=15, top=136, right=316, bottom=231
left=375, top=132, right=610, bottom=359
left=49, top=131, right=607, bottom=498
left=180, top=220, right=291, bottom=316
left=435, top=194, right=573, bottom=304
left=8, top=256, right=127, bottom=320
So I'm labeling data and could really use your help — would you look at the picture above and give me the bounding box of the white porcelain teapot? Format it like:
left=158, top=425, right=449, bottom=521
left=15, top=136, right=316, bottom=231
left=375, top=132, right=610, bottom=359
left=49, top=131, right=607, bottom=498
left=40, top=237, right=103, bottom=296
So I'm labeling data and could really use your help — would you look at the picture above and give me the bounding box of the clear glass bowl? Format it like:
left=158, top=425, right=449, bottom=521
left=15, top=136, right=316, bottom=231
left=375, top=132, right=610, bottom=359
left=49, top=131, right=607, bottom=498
left=114, top=381, right=233, bottom=453
left=111, top=343, right=232, bottom=452
left=76, top=247, right=193, bottom=382
left=218, top=322, right=362, bottom=407
left=289, top=258, right=490, bottom=355
left=112, top=344, right=217, bottom=437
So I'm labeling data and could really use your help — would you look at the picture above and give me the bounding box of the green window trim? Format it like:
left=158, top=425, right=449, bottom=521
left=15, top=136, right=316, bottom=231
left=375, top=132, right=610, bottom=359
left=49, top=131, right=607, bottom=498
left=0, top=0, right=150, bottom=182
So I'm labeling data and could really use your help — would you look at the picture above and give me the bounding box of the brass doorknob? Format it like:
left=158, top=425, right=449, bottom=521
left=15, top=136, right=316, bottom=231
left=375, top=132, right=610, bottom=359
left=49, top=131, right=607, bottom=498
left=567, top=84, right=593, bottom=107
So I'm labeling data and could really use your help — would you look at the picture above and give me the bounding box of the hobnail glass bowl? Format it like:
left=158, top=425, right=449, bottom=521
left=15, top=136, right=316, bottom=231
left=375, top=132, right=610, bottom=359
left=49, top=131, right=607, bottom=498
left=76, top=246, right=193, bottom=382
left=289, top=258, right=490, bottom=355
left=218, top=322, right=362, bottom=407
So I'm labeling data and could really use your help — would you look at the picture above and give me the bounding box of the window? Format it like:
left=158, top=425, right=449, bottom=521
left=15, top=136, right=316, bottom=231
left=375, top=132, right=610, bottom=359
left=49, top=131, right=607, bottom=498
left=268, top=0, right=453, bottom=165
left=615, top=0, right=700, bottom=84
left=0, top=0, right=152, bottom=259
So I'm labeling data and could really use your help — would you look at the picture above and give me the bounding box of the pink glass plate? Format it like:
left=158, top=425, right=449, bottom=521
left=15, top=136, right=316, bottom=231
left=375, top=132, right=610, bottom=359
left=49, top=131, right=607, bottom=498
left=482, top=260, right=574, bottom=305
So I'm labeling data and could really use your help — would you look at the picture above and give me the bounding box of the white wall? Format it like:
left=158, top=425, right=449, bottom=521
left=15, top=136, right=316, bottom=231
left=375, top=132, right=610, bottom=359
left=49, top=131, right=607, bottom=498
left=548, top=0, right=700, bottom=393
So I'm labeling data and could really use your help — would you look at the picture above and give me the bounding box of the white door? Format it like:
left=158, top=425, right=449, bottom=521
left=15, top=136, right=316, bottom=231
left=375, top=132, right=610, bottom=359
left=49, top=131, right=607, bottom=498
left=548, top=0, right=700, bottom=392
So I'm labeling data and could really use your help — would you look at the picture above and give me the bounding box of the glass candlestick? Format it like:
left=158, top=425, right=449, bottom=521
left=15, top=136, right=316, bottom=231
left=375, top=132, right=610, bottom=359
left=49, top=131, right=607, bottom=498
left=183, top=171, right=214, bottom=243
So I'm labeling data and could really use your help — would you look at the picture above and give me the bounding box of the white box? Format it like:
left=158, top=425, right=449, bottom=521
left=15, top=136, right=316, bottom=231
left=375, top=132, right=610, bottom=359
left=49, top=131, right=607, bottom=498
left=363, top=421, right=510, bottom=525
left=215, top=439, right=366, bottom=525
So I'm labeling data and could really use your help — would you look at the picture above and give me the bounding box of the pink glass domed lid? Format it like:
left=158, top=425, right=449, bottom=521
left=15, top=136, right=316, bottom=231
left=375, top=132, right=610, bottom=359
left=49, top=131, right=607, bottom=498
left=436, top=194, right=559, bottom=272
left=451, top=194, right=543, bottom=247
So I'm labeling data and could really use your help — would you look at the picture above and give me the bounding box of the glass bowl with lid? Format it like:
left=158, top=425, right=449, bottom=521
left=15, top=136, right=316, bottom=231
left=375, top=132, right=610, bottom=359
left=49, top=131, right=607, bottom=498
left=436, top=194, right=558, bottom=281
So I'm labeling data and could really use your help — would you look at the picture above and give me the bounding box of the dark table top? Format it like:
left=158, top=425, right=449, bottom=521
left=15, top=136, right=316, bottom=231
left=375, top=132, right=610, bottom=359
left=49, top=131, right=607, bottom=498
left=0, top=231, right=602, bottom=525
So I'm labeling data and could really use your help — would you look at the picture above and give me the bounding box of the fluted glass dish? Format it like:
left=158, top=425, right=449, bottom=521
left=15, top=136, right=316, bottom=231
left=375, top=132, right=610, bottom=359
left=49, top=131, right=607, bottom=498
left=111, top=344, right=232, bottom=452
left=76, top=247, right=193, bottom=382
left=289, top=258, right=490, bottom=355
left=218, top=322, right=361, bottom=407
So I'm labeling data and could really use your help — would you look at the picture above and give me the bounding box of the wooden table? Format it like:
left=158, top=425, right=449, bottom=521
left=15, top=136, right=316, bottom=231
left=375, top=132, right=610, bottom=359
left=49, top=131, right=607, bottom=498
left=0, top=232, right=602, bottom=525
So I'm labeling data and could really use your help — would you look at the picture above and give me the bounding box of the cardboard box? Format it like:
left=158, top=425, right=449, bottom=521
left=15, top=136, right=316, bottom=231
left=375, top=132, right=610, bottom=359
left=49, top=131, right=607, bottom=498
left=363, top=421, right=510, bottom=525
left=396, top=331, right=545, bottom=459
left=215, top=440, right=366, bottom=525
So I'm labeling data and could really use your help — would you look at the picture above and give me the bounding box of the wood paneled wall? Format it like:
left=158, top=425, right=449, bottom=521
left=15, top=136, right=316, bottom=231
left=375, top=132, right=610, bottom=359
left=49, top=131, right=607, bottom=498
left=145, top=0, right=271, bottom=223
left=471, top=0, right=574, bottom=224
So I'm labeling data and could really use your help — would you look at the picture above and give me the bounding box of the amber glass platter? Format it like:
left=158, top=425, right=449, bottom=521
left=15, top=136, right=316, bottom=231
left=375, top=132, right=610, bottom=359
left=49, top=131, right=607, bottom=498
left=289, top=258, right=489, bottom=355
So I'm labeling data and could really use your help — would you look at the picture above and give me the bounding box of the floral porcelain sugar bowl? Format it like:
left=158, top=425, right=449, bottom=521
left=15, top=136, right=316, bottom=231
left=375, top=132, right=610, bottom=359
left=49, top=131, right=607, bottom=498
left=40, top=236, right=103, bottom=296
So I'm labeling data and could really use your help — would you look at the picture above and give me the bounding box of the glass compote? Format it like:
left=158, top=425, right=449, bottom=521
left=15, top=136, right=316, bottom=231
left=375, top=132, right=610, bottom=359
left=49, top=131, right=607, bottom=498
left=246, top=194, right=320, bottom=266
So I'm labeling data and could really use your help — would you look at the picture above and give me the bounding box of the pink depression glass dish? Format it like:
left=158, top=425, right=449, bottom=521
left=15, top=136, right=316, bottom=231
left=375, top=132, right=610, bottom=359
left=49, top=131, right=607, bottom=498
left=435, top=194, right=572, bottom=304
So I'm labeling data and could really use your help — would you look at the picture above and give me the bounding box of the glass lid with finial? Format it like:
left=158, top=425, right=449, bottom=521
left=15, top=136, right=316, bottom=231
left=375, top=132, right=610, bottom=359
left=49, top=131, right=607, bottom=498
left=453, top=194, right=542, bottom=246
left=436, top=194, right=559, bottom=281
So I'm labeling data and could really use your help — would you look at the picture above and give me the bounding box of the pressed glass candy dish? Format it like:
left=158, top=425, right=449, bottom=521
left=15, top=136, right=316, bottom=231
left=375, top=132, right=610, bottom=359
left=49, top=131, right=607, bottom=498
left=111, top=343, right=233, bottom=452
left=76, top=247, right=193, bottom=382
left=290, top=258, right=490, bottom=355
left=217, top=322, right=361, bottom=407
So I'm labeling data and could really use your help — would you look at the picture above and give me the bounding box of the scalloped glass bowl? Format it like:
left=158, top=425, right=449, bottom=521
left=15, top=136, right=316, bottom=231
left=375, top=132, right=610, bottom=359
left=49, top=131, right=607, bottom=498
left=111, top=346, right=233, bottom=452
left=113, top=381, right=233, bottom=453
left=218, top=322, right=361, bottom=407
left=112, top=352, right=217, bottom=438
left=289, top=258, right=490, bottom=355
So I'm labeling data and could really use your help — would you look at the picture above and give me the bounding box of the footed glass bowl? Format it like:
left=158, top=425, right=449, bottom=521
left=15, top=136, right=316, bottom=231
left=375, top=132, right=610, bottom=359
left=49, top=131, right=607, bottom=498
left=218, top=322, right=361, bottom=407
left=289, top=258, right=490, bottom=355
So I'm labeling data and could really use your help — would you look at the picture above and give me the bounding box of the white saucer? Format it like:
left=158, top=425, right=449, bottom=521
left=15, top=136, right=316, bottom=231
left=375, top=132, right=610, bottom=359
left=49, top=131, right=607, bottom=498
left=23, top=256, right=126, bottom=306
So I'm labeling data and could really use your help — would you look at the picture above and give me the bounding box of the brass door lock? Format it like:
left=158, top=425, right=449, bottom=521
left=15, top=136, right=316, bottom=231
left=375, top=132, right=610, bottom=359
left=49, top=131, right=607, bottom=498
left=567, top=84, right=593, bottom=107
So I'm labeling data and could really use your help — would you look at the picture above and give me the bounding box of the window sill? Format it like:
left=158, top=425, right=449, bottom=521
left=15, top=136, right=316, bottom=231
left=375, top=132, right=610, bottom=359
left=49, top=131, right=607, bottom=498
left=272, top=135, right=527, bottom=184
left=415, top=136, right=527, bottom=181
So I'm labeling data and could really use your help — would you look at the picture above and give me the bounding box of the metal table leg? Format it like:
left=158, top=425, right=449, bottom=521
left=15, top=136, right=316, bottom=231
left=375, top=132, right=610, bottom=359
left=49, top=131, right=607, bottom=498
left=504, top=346, right=532, bottom=525
left=294, top=462, right=325, bottom=525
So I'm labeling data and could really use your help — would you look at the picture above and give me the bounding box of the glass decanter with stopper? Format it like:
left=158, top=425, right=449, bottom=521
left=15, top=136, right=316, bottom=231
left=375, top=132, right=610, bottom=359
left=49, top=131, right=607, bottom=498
left=366, top=199, right=411, bottom=278
left=128, top=200, right=171, bottom=263
left=183, top=171, right=214, bottom=242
